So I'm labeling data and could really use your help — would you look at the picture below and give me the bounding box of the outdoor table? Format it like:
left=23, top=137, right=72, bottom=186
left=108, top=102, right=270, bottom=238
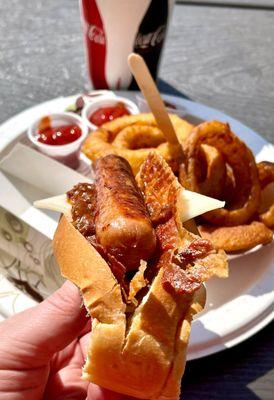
left=0, top=1, right=273, bottom=398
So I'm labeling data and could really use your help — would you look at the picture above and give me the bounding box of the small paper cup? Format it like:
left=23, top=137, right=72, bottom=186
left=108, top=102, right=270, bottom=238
left=27, top=112, right=88, bottom=169
left=82, top=96, right=139, bottom=131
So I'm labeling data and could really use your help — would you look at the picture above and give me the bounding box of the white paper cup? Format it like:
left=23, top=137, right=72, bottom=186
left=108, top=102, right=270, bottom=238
left=82, top=96, right=139, bottom=131
left=27, top=112, right=88, bottom=169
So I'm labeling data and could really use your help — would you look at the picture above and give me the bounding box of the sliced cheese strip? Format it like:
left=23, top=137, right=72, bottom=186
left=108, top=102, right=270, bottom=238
left=34, top=194, right=71, bottom=217
left=178, top=189, right=225, bottom=223
left=34, top=190, right=224, bottom=223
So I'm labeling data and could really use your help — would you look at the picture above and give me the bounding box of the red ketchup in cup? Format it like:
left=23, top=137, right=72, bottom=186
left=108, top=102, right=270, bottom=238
left=82, top=96, right=139, bottom=131
left=37, top=124, right=82, bottom=145
left=28, top=113, right=88, bottom=169
left=89, top=102, right=130, bottom=127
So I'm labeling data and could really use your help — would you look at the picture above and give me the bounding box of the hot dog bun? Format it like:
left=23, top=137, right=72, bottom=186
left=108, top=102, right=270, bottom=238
left=54, top=215, right=205, bottom=400
left=53, top=153, right=227, bottom=399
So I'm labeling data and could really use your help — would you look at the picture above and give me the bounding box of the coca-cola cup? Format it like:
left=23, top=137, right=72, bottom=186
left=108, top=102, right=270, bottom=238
left=80, top=0, right=175, bottom=90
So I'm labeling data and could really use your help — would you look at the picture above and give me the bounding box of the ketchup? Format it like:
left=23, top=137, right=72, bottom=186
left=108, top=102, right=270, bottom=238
left=89, top=102, right=130, bottom=126
left=37, top=125, right=82, bottom=146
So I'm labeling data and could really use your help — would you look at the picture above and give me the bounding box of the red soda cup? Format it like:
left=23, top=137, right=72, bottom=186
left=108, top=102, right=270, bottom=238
left=80, top=0, right=175, bottom=90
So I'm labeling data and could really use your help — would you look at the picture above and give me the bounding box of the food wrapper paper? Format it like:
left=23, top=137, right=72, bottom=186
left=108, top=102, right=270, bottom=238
left=0, top=143, right=92, bottom=316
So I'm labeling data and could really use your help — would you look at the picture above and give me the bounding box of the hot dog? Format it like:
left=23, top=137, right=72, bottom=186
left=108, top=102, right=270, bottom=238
left=51, top=153, right=228, bottom=400
left=94, top=155, right=156, bottom=270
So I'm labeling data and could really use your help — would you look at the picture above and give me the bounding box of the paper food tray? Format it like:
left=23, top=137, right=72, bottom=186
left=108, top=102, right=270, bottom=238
left=0, top=143, right=92, bottom=303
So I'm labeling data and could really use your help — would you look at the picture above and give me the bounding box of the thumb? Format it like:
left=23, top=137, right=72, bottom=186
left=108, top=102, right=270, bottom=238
left=0, top=281, right=88, bottom=366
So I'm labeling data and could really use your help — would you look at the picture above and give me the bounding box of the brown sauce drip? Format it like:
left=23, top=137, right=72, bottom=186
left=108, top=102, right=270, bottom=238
left=67, top=183, right=97, bottom=237
left=67, top=183, right=127, bottom=292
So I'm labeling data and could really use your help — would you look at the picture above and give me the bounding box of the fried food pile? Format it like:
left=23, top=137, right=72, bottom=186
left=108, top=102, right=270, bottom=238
left=180, top=121, right=274, bottom=252
left=82, top=113, right=193, bottom=175
left=82, top=114, right=274, bottom=253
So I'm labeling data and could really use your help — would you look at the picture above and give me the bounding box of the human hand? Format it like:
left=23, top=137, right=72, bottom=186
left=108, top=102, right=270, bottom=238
left=0, top=281, right=134, bottom=400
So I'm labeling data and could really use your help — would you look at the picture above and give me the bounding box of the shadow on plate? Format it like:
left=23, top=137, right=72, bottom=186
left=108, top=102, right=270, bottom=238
left=204, top=242, right=274, bottom=313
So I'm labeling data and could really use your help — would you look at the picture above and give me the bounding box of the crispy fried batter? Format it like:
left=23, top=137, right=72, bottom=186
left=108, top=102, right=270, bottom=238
left=259, top=204, right=274, bottom=228
left=199, top=222, right=273, bottom=252
left=223, top=164, right=237, bottom=207
left=257, top=161, right=274, bottom=228
left=197, top=144, right=227, bottom=199
left=179, top=144, right=227, bottom=200
left=257, top=161, right=274, bottom=188
left=137, top=152, right=182, bottom=224
left=112, top=125, right=165, bottom=149
left=138, top=153, right=228, bottom=289
left=82, top=113, right=193, bottom=175
left=183, top=121, right=261, bottom=226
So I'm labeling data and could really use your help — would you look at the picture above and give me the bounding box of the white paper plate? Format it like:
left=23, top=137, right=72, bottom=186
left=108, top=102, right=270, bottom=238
left=0, top=93, right=273, bottom=360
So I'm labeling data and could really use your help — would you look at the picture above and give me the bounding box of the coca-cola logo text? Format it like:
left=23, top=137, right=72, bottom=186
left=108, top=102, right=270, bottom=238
left=135, top=25, right=166, bottom=49
left=87, top=24, right=106, bottom=45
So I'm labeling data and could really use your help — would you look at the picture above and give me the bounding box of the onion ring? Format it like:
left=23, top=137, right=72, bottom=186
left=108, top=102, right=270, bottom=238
left=197, top=144, right=226, bottom=199
left=183, top=121, right=261, bottom=226
left=199, top=222, right=273, bottom=252
left=112, top=125, right=165, bottom=149
left=259, top=204, right=274, bottom=228
left=179, top=144, right=227, bottom=199
left=82, top=113, right=193, bottom=175
left=222, top=164, right=236, bottom=207
left=257, top=161, right=274, bottom=188
left=257, top=161, right=274, bottom=228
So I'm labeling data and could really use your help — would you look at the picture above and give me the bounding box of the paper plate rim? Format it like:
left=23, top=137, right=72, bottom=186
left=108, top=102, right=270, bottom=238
left=0, top=92, right=273, bottom=361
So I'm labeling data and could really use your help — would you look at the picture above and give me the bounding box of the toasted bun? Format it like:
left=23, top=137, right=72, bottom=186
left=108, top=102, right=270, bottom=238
left=53, top=215, right=205, bottom=399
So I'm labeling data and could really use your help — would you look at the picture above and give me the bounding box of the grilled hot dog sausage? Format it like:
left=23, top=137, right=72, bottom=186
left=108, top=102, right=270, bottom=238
left=94, top=155, right=156, bottom=271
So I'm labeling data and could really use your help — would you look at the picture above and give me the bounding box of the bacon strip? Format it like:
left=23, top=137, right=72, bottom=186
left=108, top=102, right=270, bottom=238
left=160, top=239, right=214, bottom=295
left=138, top=153, right=228, bottom=296
left=137, top=153, right=181, bottom=224
left=162, top=264, right=202, bottom=295
left=67, top=183, right=97, bottom=237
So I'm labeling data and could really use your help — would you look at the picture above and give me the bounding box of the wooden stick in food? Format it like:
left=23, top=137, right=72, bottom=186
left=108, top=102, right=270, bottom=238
left=127, top=53, right=201, bottom=235
left=128, top=53, right=181, bottom=147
